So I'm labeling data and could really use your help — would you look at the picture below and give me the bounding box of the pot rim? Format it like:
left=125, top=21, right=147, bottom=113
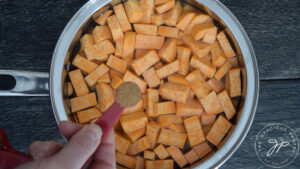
left=50, top=0, right=259, bottom=168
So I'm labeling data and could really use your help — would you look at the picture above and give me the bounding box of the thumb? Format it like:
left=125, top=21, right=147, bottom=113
left=51, top=124, right=102, bottom=169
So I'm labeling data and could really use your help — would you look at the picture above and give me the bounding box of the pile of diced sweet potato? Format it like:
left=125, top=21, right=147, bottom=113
left=65, top=0, right=242, bottom=168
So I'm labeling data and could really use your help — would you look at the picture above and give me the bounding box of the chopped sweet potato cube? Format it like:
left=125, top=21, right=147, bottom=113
left=158, top=38, right=177, bottom=62
left=128, top=136, right=151, bottom=155
left=124, top=0, right=144, bottom=23
left=146, top=89, right=159, bottom=117
left=211, top=41, right=226, bottom=67
left=140, top=0, right=155, bottom=24
left=92, top=26, right=112, bottom=43
left=185, top=70, right=210, bottom=99
left=131, top=50, right=160, bottom=75
left=156, top=60, right=180, bottom=79
left=168, top=123, right=185, bottom=133
left=203, top=125, right=212, bottom=135
left=158, top=114, right=183, bottom=127
left=176, top=98, right=203, bottom=117
left=159, top=82, right=190, bottom=103
left=72, top=55, right=98, bottom=74
left=107, top=15, right=124, bottom=42
left=206, top=115, right=232, bottom=146
left=141, top=68, right=160, bottom=88
left=215, top=60, right=232, bottom=80
left=154, top=144, right=169, bottom=159
left=201, top=114, right=216, bottom=125
left=80, top=34, right=94, bottom=51
left=157, top=128, right=187, bottom=148
left=182, top=35, right=213, bottom=58
left=176, top=12, right=195, bottom=31
left=167, top=74, right=189, bottom=86
left=77, top=108, right=102, bottom=124
left=115, top=132, right=131, bottom=154
left=127, top=127, right=146, bottom=142
left=163, top=1, right=182, bottom=26
left=135, top=156, right=145, bottom=169
left=116, top=152, right=137, bottom=169
left=184, top=14, right=213, bottom=35
left=135, top=34, right=165, bottom=49
left=95, top=10, right=113, bottom=25
left=144, top=150, right=156, bottom=160
left=184, top=116, right=205, bottom=147
left=193, top=142, right=212, bottom=158
left=110, top=72, right=124, bottom=89
left=123, top=70, right=147, bottom=93
left=206, top=77, right=224, bottom=93
left=123, top=98, right=143, bottom=114
left=200, top=91, right=223, bottom=115
left=70, top=92, right=97, bottom=112
left=155, top=0, right=175, bottom=14
left=106, top=55, right=127, bottom=74
left=146, top=121, right=160, bottom=148
left=120, top=111, right=148, bottom=133
left=177, top=46, right=191, bottom=76
left=190, top=55, right=216, bottom=78
left=64, top=82, right=74, bottom=97
left=158, top=26, right=179, bottom=38
left=217, top=90, right=236, bottom=120
left=226, top=68, right=241, bottom=97
left=96, top=82, right=114, bottom=112
left=84, top=40, right=115, bottom=61
left=217, top=31, right=236, bottom=57
left=154, top=61, right=164, bottom=70
left=155, top=0, right=169, bottom=5
left=155, top=101, right=176, bottom=115
left=191, top=23, right=217, bottom=44
left=68, top=69, right=89, bottom=96
left=184, top=149, right=199, bottom=164
left=227, top=57, right=240, bottom=68
left=114, top=4, right=132, bottom=32
left=122, top=31, right=136, bottom=59
left=146, top=160, right=173, bottom=169
left=166, top=146, right=188, bottom=167
left=97, top=72, right=110, bottom=83
left=135, top=49, right=149, bottom=59
left=134, top=24, right=157, bottom=36
left=151, top=13, right=165, bottom=25
left=115, top=39, right=124, bottom=57
left=85, top=64, right=110, bottom=87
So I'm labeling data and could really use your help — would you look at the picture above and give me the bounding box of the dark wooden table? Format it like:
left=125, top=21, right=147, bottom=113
left=0, top=0, right=299, bottom=168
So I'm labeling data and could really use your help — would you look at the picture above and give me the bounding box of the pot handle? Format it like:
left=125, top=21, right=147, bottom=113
left=0, top=70, right=49, bottom=96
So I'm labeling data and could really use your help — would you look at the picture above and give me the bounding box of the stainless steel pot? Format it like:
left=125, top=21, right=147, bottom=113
left=0, top=0, right=259, bottom=168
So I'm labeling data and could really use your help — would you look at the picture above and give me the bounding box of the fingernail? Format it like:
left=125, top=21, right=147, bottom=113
left=84, top=124, right=102, bottom=142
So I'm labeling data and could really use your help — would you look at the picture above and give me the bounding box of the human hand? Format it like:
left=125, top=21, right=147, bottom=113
left=17, top=121, right=115, bottom=169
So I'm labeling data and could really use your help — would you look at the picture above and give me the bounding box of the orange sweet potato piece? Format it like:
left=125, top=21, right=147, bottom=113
left=151, top=13, right=165, bottom=25
left=135, top=49, right=149, bottom=59
left=156, top=60, right=180, bottom=79
left=77, top=108, right=102, bottom=124
left=155, top=0, right=175, bottom=14
left=115, top=132, right=131, bottom=154
left=92, top=26, right=112, bottom=43
left=70, top=92, right=97, bottom=112
left=163, top=1, right=182, bottom=26
left=80, top=34, right=94, bottom=51
left=225, top=68, right=241, bottom=97
left=211, top=41, right=226, bottom=67
left=135, top=156, right=145, bottom=169
left=191, top=22, right=217, bottom=44
left=194, top=142, right=212, bottom=158
left=72, top=54, right=98, bottom=74
left=146, top=121, right=160, bottom=148
left=206, top=77, right=224, bottom=93
left=154, top=144, right=170, bottom=159
left=184, top=116, right=206, bottom=147
left=146, top=89, right=159, bottom=117
left=123, top=70, right=147, bottom=94
left=96, top=82, right=114, bottom=112
left=157, top=128, right=187, bottom=148
left=182, top=4, right=198, bottom=13
left=115, top=38, right=124, bottom=57
left=134, top=24, right=157, bottom=36
left=116, top=152, right=137, bottom=169
left=159, top=82, right=190, bottom=104
left=184, top=14, right=213, bottom=35
left=227, top=57, right=240, bottom=68
left=177, top=46, right=191, bottom=76
left=158, top=114, right=183, bottom=127
left=107, top=15, right=124, bottom=42
left=127, top=127, right=146, bottom=142
left=64, top=82, right=74, bottom=97
left=217, top=31, right=236, bottom=57
left=120, top=111, right=148, bottom=133
left=140, top=0, right=155, bottom=24
left=113, top=4, right=132, bottom=32
left=85, top=64, right=110, bottom=87
left=110, top=72, right=124, bottom=89
left=217, top=90, right=236, bottom=120
left=188, top=89, right=195, bottom=99
left=97, top=72, right=110, bottom=83
left=135, top=34, right=165, bottom=49
left=176, top=98, right=203, bottom=117
left=158, top=38, right=177, bottom=62
left=158, top=26, right=179, bottom=38
left=167, top=74, right=189, bottom=86
left=145, top=160, right=174, bottom=169
left=124, top=0, right=144, bottom=23
left=185, top=70, right=210, bottom=99
left=201, top=114, right=216, bottom=125
left=144, top=150, right=156, bottom=160
left=176, top=12, right=195, bottom=31
left=190, top=55, right=216, bottom=78
left=214, top=60, right=232, bottom=80
left=200, top=91, right=223, bottom=115
left=155, top=0, right=169, bottom=5
left=95, top=10, right=113, bottom=25
left=131, top=50, right=160, bottom=75
left=123, top=98, right=144, bottom=114
left=128, top=136, right=151, bottom=155
left=84, top=40, right=115, bottom=60
left=206, top=115, right=232, bottom=146
left=106, top=55, right=127, bottom=74
left=168, top=123, right=185, bottom=133
left=182, top=35, right=213, bottom=58
left=142, top=67, right=161, bottom=88
left=68, top=69, right=89, bottom=96
left=122, top=32, right=136, bottom=59
left=155, top=101, right=176, bottom=115
left=184, top=149, right=199, bottom=164
left=166, top=146, right=188, bottom=167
